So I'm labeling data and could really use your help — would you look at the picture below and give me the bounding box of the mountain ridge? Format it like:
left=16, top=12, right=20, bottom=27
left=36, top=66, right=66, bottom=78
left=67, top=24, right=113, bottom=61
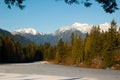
left=52, top=22, right=110, bottom=35
left=11, top=22, right=111, bottom=45
left=12, top=28, right=44, bottom=35
left=0, top=28, right=32, bottom=45
left=12, top=22, right=110, bottom=35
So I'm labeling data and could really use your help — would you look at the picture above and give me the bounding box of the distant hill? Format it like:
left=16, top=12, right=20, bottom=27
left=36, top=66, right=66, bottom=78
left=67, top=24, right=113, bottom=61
left=0, top=28, right=32, bottom=45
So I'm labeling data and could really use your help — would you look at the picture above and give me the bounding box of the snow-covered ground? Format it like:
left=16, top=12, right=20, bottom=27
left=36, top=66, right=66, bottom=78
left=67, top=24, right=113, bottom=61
left=0, top=73, right=97, bottom=80
left=0, top=61, right=120, bottom=80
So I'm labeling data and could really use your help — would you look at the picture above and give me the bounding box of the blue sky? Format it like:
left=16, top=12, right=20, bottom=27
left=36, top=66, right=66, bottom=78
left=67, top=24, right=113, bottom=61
left=0, top=0, right=120, bottom=34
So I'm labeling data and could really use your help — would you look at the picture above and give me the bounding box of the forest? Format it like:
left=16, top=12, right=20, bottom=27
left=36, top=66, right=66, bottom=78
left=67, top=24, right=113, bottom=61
left=0, top=20, right=120, bottom=69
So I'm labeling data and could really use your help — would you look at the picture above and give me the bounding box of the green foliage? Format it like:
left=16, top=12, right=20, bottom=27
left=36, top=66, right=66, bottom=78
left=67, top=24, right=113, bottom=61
left=34, top=46, right=43, bottom=61
left=84, top=26, right=102, bottom=65
left=71, top=32, right=74, bottom=46
left=84, top=35, right=92, bottom=64
left=43, top=42, right=56, bottom=61
left=90, top=27, right=102, bottom=56
left=55, top=50, right=61, bottom=64
left=24, top=43, right=35, bottom=62
left=56, top=38, right=65, bottom=63
left=0, top=20, right=120, bottom=69
left=118, top=29, right=120, bottom=49
left=72, top=35, right=83, bottom=65
left=2, top=36, right=17, bottom=62
left=0, top=35, right=3, bottom=61
left=43, top=42, right=51, bottom=60
left=83, top=21, right=120, bottom=68
left=0, top=36, right=2, bottom=50
left=102, top=20, right=118, bottom=67
left=55, top=38, right=71, bottom=64
left=0, top=35, right=43, bottom=63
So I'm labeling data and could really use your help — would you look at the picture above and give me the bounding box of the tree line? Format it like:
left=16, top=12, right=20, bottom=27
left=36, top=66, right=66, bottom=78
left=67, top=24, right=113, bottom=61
left=0, top=35, right=43, bottom=63
left=52, top=20, right=120, bottom=69
left=0, top=20, right=120, bottom=69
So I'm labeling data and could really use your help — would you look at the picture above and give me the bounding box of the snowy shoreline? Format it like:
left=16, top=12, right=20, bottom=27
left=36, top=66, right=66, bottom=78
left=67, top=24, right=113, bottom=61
left=0, top=73, right=97, bottom=80
left=0, top=61, right=120, bottom=80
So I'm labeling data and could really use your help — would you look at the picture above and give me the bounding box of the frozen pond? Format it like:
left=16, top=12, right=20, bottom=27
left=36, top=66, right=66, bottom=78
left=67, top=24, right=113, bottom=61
left=0, top=61, right=120, bottom=80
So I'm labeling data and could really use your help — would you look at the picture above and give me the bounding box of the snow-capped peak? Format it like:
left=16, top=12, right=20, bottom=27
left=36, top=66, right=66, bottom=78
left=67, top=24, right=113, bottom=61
left=13, top=28, right=44, bottom=35
left=53, top=22, right=111, bottom=35
left=53, top=22, right=92, bottom=35
left=72, top=22, right=92, bottom=33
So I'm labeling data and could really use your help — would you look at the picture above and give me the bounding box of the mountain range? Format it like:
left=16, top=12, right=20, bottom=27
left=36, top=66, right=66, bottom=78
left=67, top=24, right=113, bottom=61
left=0, top=22, right=112, bottom=45
left=11, top=22, right=110, bottom=45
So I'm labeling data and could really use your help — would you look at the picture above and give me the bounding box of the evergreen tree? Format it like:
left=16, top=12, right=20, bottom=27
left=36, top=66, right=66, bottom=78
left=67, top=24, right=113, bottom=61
left=56, top=38, right=64, bottom=63
left=55, top=50, right=61, bottom=64
left=24, top=43, right=35, bottom=62
left=90, top=26, right=101, bottom=56
left=84, top=34, right=92, bottom=64
left=51, top=46, right=56, bottom=60
left=84, top=26, right=102, bottom=66
left=34, top=45, right=43, bottom=61
left=0, top=36, right=3, bottom=62
left=118, top=28, right=120, bottom=49
left=71, top=33, right=74, bottom=46
left=72, top=35, right=83, bottom=65
left=115, top=28, right=120, bottom=65
left=2, top=36, right=16, bottom=62
left=62, top=42, right=72, bottom=64
left=43, top=42, right=51, bottom=61
left=102, top=20, right=118, bottom=68
left=15, top=42, right=24, bottom=62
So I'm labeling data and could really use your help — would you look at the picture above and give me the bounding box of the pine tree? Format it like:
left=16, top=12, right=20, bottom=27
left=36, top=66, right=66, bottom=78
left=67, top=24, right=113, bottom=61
left=34, top=45, right=43, bottom=61
left=15, top=42, right=24, bottom=62
left=0, top=36, right=3, bottom=62
left=43, top=42, right=51, bottom=60
left=24, top=43, right=35, bottom=62
left=118, top=28, right=120, bottom=48
left=3, top=36, right=16, bottom=62
left=84, top=34, right=91, bottom=64
left=62, top=42, right=72, bottom=64
left=115, top=28, right=120, bottom=65
left=102, top=20, right=118, bottom=68
left=84, top=26, right=102, bottom=66
left=71, top=33, right=74, bottom=46
left=55, top=50, right=61, bottom=64
left=72, top=35, right=83, bottom=65
left=56, top=38, right=64, bottom=63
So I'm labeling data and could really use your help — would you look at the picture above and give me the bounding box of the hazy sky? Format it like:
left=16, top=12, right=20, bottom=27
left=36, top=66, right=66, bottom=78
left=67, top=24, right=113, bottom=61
left=0, top=0, right=120, bottom=34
